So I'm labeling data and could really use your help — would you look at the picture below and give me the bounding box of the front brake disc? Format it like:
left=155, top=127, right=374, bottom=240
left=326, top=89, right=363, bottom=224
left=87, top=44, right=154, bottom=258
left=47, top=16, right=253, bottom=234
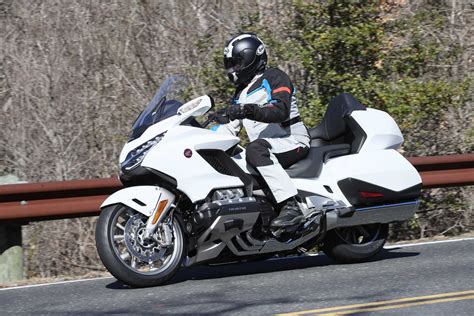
left=124, top=214, right=166, bottom=262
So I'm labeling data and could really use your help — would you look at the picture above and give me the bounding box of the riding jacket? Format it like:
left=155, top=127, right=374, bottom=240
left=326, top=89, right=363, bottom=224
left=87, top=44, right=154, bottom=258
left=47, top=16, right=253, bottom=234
left=217, top=67, right=310, bottom=147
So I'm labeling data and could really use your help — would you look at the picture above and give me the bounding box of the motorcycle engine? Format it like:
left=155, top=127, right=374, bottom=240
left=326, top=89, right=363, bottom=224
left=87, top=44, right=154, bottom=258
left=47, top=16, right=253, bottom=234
left=191, top=188, right=257, bottom=234
left=191, top=188, right=278, bottom=240
left=211, top=188, right=245, bottom=201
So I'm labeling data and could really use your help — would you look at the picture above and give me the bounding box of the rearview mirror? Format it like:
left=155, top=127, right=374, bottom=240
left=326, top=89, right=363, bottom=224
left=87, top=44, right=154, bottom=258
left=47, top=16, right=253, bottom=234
left=177, top=95, right=212, bottom=117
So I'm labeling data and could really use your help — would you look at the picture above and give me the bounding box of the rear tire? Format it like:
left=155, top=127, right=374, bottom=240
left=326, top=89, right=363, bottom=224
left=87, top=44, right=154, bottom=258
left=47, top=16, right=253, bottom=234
left=96, top=204, right=185, bottom=288
left=322, top=223, right=388, bottom=263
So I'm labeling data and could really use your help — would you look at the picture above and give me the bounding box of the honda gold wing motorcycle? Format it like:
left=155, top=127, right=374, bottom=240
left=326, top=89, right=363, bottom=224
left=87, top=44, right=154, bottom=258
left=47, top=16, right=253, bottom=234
left=95, top=76, right=422, bottom=287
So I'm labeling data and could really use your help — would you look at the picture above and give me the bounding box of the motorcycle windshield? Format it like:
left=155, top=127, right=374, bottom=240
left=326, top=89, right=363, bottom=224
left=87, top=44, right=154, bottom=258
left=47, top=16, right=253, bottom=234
left=129, top=76, right=187, bottom=141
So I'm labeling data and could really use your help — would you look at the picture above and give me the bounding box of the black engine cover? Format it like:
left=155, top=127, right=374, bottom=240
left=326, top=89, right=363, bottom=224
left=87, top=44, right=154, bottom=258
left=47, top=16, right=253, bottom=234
left=193, top=198, right=262, bottom=233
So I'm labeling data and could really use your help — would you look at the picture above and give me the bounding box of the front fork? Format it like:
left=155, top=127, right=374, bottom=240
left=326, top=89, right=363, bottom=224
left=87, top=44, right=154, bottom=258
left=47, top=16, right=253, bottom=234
left=144, top=194, right=176, bottom=239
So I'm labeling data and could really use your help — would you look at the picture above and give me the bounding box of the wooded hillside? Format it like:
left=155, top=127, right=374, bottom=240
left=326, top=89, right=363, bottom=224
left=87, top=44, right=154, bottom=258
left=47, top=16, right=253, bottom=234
left=1, top=0, right=472, bottom=278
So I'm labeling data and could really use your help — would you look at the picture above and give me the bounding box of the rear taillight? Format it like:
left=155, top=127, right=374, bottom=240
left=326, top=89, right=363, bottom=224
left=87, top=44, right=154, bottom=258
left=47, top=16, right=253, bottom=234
left=359, top=191, right=384, bottom=199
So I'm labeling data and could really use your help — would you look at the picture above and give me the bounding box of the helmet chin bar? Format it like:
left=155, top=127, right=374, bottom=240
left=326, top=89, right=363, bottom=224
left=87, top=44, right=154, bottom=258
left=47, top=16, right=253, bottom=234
left=228, top=62, right=267, bottom=86
left=228, top=72, right=239, bottom=85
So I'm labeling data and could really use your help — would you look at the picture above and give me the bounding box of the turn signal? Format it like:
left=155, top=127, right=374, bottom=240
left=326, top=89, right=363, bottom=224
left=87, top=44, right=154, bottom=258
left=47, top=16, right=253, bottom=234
left=152, top=199, right=168, bottom=224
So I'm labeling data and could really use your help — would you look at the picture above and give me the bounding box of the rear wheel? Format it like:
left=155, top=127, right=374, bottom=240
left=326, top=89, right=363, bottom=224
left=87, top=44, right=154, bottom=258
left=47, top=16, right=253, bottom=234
left=322, top=223, right=388, bottom=263
left=95, top=204, right=185, bottom=287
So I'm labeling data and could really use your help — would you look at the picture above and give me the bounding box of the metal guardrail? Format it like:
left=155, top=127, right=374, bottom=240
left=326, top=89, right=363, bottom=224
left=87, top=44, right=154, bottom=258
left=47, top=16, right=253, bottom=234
left=407, top=154, right=474, bottom=188
left=0, top=154, right=473, bottom=222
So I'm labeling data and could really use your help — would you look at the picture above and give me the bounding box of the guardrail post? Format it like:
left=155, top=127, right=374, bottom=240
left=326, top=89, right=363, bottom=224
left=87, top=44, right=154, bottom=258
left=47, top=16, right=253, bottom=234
left=0, top=223, right=23, bottom=283
left=0, top=174, right=25, bottom=283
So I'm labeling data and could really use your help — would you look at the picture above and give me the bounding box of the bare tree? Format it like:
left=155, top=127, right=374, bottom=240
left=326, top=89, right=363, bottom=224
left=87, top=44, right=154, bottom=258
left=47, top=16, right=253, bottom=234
left=0, top=0, right=471, bottom=278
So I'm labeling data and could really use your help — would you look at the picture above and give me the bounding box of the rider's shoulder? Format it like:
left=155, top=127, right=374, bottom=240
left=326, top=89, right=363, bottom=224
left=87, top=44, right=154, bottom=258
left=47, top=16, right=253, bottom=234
left=262, top=67, right=291, bottom=83
left=263, top=67, right=288, bottom=77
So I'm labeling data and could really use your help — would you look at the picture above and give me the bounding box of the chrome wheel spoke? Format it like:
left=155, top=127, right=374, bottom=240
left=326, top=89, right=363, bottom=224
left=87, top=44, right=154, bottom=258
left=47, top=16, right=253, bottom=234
left=120, top=251, right=130, bottom=261
left=356, top=226, right=370, bottom=238
left=343, top=229, right=351, bottom=241
left=131, top=256, right=137, bottom=269
left=351, top=230, right=358, bottom=243
left=114, top=234, right=125, bottom=242
left=116, top=223, right=125, bottom=231
left=149, top=262, right=156, bottom=271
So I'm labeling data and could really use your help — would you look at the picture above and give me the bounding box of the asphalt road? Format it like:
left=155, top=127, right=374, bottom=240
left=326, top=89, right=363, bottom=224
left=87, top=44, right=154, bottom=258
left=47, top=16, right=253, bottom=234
left=1, top=238, right=473, bottom=315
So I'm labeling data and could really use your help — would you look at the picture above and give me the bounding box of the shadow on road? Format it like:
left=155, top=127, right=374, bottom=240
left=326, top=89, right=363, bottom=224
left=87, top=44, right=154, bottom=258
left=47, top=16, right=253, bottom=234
left=106, top=248, right=419, bottom=290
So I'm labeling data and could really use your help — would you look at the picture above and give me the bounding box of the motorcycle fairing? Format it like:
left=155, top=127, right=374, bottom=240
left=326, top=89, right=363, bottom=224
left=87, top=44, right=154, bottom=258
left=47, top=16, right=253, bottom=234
left=352, top=109, right=404, bottom=152
left=120, top=95, right=213, bottom=163
left=284, top=149, right=421, bottom=207
left=141, top=126, right=244, bottom=202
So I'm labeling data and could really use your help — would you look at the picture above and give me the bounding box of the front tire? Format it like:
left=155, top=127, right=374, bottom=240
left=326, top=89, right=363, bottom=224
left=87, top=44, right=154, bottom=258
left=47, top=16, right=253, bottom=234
left=322, top=223, right=388, bottom=263
left=95, top=204, right=185, bottom=287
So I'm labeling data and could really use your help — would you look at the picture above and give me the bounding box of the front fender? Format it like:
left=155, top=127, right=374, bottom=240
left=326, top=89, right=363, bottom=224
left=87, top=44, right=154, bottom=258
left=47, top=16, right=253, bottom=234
left=101, top=185, right=174, bottom=217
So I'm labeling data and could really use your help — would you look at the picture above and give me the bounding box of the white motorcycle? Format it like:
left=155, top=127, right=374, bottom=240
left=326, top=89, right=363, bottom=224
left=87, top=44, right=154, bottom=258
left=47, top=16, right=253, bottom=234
left=95, top=76, right=422, bottom=287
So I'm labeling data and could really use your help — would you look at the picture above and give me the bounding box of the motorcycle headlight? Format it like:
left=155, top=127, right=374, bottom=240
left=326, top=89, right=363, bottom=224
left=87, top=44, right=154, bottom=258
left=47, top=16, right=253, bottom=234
left=121, top=133, right=165, bottom=171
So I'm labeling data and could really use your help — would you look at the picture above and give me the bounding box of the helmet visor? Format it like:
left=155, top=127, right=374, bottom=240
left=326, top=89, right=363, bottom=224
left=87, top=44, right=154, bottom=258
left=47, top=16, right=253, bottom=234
left=224, top=56, right=244, bottom=74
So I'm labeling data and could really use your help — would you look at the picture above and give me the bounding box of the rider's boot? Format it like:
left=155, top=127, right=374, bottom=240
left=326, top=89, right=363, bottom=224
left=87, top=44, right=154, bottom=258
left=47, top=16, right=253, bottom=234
left=270, top=197, right=305, bottom=227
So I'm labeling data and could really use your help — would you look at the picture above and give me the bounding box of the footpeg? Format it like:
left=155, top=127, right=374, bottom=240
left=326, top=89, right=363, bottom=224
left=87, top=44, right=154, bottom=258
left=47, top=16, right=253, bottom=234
left=302, top=213, right=322, bottom=235
left=270, top=216, right=304, bottom=228
left=246, top=230, right=266, bottom=246
left=270, top=227, right=285, bottom=240
left=271, top=211, right=322, bottom=240
left=271, top=224, right=299, bottom=241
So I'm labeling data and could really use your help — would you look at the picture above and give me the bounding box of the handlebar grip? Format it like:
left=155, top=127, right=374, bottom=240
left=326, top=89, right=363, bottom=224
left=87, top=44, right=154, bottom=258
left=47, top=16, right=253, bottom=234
left=216, top=108, right=227, bottom=116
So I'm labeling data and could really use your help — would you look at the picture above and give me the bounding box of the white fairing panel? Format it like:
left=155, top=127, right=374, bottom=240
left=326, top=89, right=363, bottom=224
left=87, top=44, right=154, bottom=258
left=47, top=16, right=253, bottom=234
left=351, top=108, right=404, bottom=152
left=120, top=115, right=180, bottom=163
left=142, top=126, right=244, bottom=202
left=293, top=149, right=421, bottom=206
left=101, top=186, right=174, bottom=216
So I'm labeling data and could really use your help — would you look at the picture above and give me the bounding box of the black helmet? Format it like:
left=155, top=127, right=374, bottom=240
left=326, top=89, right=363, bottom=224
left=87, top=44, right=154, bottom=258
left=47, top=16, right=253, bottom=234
left=224, top=33, right=268, bottom=85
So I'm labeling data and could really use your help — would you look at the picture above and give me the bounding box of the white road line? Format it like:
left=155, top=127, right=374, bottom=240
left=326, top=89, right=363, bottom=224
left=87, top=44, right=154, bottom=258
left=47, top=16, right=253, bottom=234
left=384, top=237, right=474, bottom=249
left=1, top=237, right=473, bottom=291
left=266, top=237, right=474, bottom=260
left=0, top=276, right=113, bottom=291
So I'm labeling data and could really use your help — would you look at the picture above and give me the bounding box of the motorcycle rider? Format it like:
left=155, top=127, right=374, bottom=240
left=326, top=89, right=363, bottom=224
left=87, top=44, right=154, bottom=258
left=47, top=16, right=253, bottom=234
left=214, top=33, right=310, bottom=228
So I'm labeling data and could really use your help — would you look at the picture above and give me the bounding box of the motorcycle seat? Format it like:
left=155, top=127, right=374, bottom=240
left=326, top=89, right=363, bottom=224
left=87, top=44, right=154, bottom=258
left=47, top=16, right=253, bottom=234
left=285, top=144, right=351, bottom=178
left=308, top=93, right=366, bottom=141
left=284, top=93, right=366, bottom=179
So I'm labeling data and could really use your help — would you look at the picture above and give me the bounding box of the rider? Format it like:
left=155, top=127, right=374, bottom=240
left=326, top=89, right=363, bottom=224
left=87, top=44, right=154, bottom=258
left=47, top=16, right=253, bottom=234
left=215, top=33, right=310, bottom=228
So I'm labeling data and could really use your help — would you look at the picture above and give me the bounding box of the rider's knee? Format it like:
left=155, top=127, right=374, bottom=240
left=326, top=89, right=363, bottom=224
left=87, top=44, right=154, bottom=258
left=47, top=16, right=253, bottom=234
left=246, top=139, right=272, bottom=167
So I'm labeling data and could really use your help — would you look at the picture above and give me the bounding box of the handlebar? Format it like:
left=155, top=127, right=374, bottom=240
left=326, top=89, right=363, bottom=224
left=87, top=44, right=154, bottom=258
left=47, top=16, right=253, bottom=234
left=201, top=109, right=229, bottom=128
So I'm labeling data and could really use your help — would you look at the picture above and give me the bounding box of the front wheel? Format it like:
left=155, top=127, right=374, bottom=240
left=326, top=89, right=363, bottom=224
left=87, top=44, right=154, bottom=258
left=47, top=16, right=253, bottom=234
left=321, top=223, right=388, bottom=263
left=95, top=204, right=185, bottom=287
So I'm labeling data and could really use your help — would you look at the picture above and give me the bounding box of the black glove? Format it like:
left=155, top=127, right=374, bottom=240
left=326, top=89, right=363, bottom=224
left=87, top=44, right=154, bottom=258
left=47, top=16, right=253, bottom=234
left=214, top=108, right=230, bottom=124
left=226, top=104, right=255, bottom=121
